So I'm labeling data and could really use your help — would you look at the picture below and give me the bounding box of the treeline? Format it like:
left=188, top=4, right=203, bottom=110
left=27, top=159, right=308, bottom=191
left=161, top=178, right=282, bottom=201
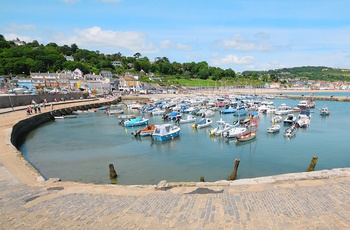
left=0, top=35, right=236, bottom=81
left=243, top=66, right=350, bottom=82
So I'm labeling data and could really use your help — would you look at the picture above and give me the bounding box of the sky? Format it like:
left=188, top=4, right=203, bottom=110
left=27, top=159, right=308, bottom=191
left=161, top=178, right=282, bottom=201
left=1, top=0, right=350, bottom=72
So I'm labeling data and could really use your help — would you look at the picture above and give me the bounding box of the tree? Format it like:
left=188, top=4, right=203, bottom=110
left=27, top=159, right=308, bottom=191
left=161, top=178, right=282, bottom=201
left=134, top=52, right=141, bottom=59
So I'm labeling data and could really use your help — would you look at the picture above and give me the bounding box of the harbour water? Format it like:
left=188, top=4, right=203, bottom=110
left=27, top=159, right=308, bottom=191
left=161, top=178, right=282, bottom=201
left=20, top=93, right=350, bottom=185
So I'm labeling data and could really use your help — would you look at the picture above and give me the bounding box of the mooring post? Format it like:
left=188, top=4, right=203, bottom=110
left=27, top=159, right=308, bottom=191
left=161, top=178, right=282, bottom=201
left=228, top=158, right=240, bottom=180
left=307, top=156, right=318, bottom=172
left=109, top=164, right=118, bottom=179
left=200, top=176, right=205, bottom=182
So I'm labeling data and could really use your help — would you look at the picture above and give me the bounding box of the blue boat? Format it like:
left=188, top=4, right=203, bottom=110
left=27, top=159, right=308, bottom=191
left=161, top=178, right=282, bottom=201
left=220, top=106, right=236, bottom=114
left=233, top=108, right=249, bottom=116
left=122, top=117, right=149, bottom=127
left=152, top=124, right=181, bottom=141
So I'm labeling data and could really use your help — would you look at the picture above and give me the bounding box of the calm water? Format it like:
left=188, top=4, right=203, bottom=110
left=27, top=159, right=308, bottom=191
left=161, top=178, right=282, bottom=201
left=20, top=94, right=350, bottom=185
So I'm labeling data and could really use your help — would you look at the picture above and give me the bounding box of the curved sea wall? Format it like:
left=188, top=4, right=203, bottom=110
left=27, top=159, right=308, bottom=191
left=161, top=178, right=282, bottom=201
left=10, top=100, right=119, bottom=148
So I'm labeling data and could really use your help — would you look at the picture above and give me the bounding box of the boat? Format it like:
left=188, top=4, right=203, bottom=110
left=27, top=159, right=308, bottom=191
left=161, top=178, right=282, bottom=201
left=177, top=115, right=196, bottom=124
left=220, top=106, right=236, bottom=114
left=54, top=115, right=77, bottom=119
left=223, top=126, right=247, bottom=138
left=210, top=118, right=232, bottom=136
left=296, top=117, right=310, bottom=128
left=298, top=110, right=312, bottom=119
left=132, top=124, right=156, bottom=137
left=117, top=114, right=136, bottom=119
left=275, top=104, right=293, bottom=115
left=121, top=117, right=149, bottom=127
left=150, top=108, right=165, bottom=116
left=284, top=124, right=297, bottom=137
left=271, top=115, right=282, bottom=123
left=320, top=106, right=330, bottom=116
left=162, top=111, right=181, bottom=121
left=152, top=124, right=180, bottom=141
left=202, top=109, right=215, bottom=118
left=233, top=108, right=249, bottom=116
left=107, top=109, right=124, bottom=116
left=283, top=114, right=296, bottom=125
left=236, top=131, right=257, bottom=142
left=193, top=118, right=213, bottom=129
left=267, top=124, right=280, bottom=133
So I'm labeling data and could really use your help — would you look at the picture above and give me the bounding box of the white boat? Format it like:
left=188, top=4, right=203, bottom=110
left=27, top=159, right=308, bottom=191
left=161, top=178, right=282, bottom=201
left=283, top=114, right=296, bottom=125
left=223, top=127, right=247, bottom=138
left=320, top=106, right=330, bottom=116
left=193, top=118, right=213, bottom=129
left=107, top=109, right=124, bottom=116
left=296, top=117, right=310, bottom=128
left=267, top=124, right=280, bottom=133
left=202, top=109, right=215, bottom=118
left=271, top=115, right=282, bottom=123
left=152, top=124, right=180, bottom=141
left=178, top=115, right=196, bottom=124
left=284, top=124, right=297, bottom=137
left=275, top=104, right=293, bottom=115
left=209, top=118, right=232, bottom=136
left=150, top=108, right=165, bottom=116
left=236, top=131, right=257, bottom=142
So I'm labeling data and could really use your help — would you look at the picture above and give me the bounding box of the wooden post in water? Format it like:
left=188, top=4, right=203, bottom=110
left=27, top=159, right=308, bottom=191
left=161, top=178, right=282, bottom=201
left=307, top=156, right=318, bottom=172
left=109, top=164, right=118, bottom=179
left=228, top=158, right=240, bottom=180
left=200, top=176, right=205, bottom=182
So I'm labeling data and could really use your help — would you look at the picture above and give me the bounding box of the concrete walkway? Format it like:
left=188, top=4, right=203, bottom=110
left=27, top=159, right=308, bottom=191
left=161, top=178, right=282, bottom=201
left=1, top=100, right=350, bottom=229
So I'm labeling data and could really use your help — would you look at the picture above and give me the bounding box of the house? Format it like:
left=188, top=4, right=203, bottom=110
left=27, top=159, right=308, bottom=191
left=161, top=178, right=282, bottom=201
left=100, top=70, right=113, bottom=78
left=118, top=76, right=141, bottom=92
left=64, top=55, right=74, bottom=61
left=72, top=68, right=83, bottom=79
left=84, top=73, right=103, bottom=81
left=31, top=72, right=59, bottom=88
left=111, top=61, right=123, bottom=67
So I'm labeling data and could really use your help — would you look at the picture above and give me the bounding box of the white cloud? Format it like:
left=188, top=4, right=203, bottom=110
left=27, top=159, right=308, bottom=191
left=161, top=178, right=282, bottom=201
left=67, top=26, right=157, bottom=54
left=160, top=40, right=192, bottom=51
left=219, top=34, right=272, bottom=52
left=211, top=54, right=255, bottom=66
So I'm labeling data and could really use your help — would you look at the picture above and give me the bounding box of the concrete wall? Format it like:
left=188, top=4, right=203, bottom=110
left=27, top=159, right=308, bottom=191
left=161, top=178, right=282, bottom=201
left=0, top=93, right=88, bottom=109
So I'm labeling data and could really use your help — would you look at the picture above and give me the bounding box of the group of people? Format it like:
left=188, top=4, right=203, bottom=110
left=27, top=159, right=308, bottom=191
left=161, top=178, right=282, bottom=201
left=26, top=99, right=53, bottom=115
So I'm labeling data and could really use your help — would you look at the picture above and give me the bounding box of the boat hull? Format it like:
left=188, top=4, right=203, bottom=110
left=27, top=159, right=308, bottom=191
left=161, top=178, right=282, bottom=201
left=152, top=131, right=180, bottom=141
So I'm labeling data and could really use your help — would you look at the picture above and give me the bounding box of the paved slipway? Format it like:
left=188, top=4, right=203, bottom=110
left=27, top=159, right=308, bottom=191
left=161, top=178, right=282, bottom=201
left=1, top=98, right=350, bottom=229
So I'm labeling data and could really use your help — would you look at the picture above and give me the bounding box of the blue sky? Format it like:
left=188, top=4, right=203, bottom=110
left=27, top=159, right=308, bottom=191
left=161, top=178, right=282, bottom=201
left=1, top=0, right=350, bottom=72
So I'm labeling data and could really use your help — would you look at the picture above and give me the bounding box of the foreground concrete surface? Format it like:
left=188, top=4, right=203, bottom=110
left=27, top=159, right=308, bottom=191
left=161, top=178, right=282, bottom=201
left=1, top=98, right=350, bottom=229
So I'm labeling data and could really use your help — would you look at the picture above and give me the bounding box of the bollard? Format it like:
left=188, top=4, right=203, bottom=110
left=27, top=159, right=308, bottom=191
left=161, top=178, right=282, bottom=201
left=307, top=156, right=318, bottom=172
left=109, top=164, right=118, bottom=179
left=228, top=158, right=240, bottom=180
left=200, top=176, right=205, bottom=182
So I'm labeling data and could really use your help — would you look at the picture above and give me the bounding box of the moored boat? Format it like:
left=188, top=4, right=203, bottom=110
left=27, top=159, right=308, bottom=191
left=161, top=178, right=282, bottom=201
left=132, top=124, right=156, bottom=137
left=210, top=118, right=232, bottom=136
left=152, top=124, right=180, bottom=141
left=121, top=117, right=149, bottom=127
left=283, top=124, right=297, bottom=137
left=236, top=131, right=257, bottom=142
left=320, top=106, right=330, bottom=116
left=223, top=126, right=247, bottom=138
left=267, top=124, right=280, bottom=133
left=283, top=114, right=296, bottom=125
left=177, top=115, right=196, bottom=124
left=193, top=118, right=213, bottom=129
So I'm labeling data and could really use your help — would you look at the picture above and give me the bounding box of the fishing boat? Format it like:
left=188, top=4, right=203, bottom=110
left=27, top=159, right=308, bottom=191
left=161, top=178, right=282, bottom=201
left=177, top=115, right=196, bottom=124
left=121, top=117, right=149, bottom=127
left=132, top=124, right=156, bottom=137
left=275, top=103, right=293, bottom=115
left=267, top=124, right=280, bottom=133
left=152, top=124, right=181, bottom=141
left=223, top=126, right=247, bottom=138
left=210, top=118, right=232, bottom=136
left=220, top=106, right=236, bottom=114
left=162, top=111, right=181, bottom=121
left=193, top=118, right=213, bottom=129
left=320, top=106, right=330, bottom=116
